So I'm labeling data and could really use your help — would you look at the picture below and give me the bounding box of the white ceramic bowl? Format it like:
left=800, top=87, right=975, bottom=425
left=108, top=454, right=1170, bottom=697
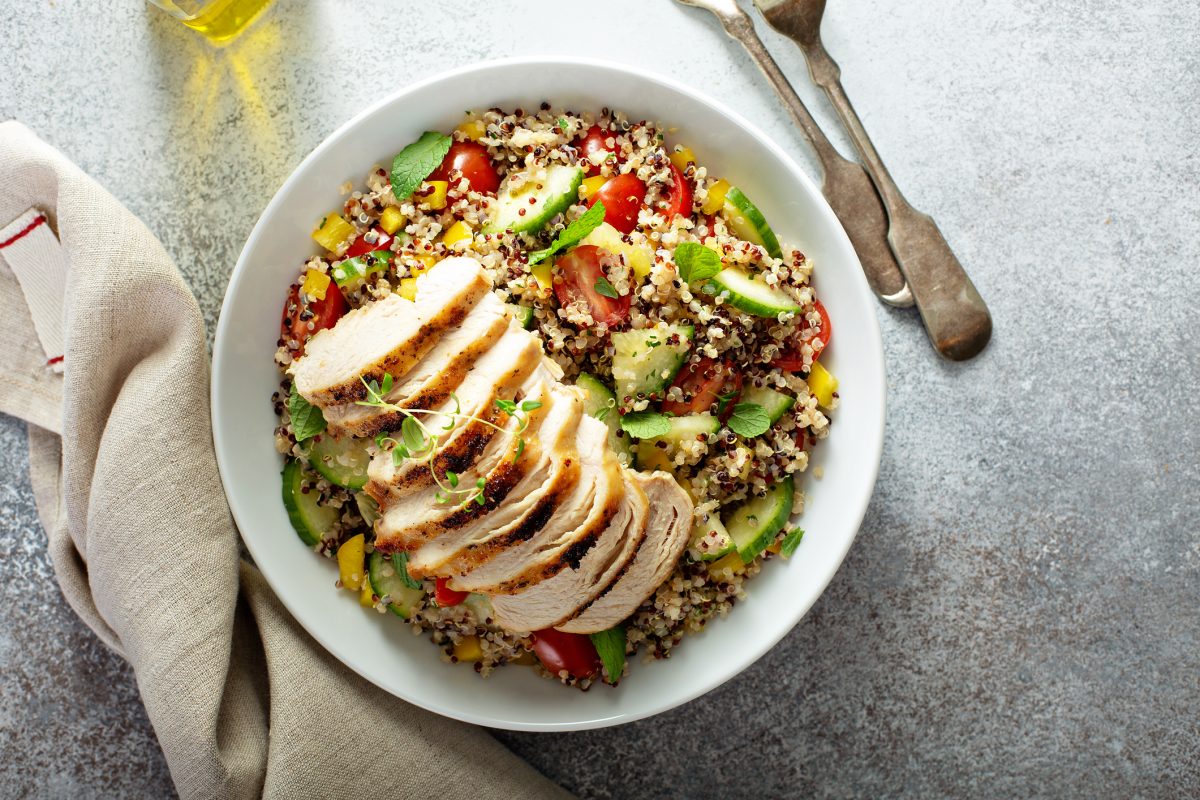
left=212, top=57, right=884, bottom=731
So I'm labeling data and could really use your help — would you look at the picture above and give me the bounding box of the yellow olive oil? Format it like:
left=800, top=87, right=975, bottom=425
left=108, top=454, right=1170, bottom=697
left=160, top=0, right=273, bottom=44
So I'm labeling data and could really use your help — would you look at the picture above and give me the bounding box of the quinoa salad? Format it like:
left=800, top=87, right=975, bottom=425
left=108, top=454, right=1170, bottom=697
left=274, top=104, right=839, bottom=688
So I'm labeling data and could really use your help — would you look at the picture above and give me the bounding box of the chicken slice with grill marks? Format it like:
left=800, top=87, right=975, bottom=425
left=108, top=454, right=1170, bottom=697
left=290, top=257, right=491, bottom=407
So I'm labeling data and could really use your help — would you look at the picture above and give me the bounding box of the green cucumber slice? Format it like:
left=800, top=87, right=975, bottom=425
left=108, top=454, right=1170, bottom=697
left=331, top=249, right=392, bottom=288
left=485, top=164, right=583, bottom=234
left=575, top=373, right=633, bottom=464
left=633, top=414, right=719, bottom=472
left=308, top=434, right=371, bottom=490
left=704, top=268, right=802, bottom=318
left=740, top=385, right=796, bottom=424
left=724, top=475, right=795, bottom=563
left=690, top=512, right=735, bottom=561
left=723, top=187, right=783, bottom=260
left=506, top=303, right=535, bottom=329
left=281, top=459, right=339, bottom=546
left=610, top=324, right=694, bottom=403
left=354, top=492, right=380, bottom=527
left=367, top=550, right=425, bottom=618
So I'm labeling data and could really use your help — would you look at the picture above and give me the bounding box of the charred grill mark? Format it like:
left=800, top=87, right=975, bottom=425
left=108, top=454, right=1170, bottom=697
left=562, top=531, right=600, bottom=569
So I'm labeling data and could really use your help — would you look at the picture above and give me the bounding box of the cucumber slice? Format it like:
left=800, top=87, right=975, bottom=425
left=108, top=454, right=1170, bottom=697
left=633, top=414, right=719, bottom=472
left=722, top=187, right=783, bottom=260
left=281, top=459, right=340, bottom=546
left=354, top=492, right=380, bottom=527
left=575, top=373, right=633, bottom=463
left=331, top=250, right=392, bottom=288
left=704, top=268, right=802, bottom=318
left=724, top=476, right=795, bottom=563
left=485, top=164, right=583, bottom=234
left=506, top=303, right=535, bottom=329
left=690, top=512, right=735, bottom=561
left=740, top=385, right=796, bottom=424
left=308, top=434, right=371, bottom=490
left=367, top=550, right=425, bottom=619
left=610, top=324, right=693, bottom=403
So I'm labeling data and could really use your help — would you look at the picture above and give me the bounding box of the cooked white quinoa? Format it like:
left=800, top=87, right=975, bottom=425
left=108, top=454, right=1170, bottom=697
left=273, top=105, right=836, bottom=687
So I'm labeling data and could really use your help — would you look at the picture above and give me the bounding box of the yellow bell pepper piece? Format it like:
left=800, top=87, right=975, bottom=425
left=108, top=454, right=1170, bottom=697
left=708, top=551, right=746, bottom=579
left=701, top=179, right=730, bottom=215
left=453, top=635, right=483, bottom=663
left=398, top=277, right=418, bottom=301
left=530, top=260, right=552, bottom=290
left=627, top=245, right=653, bottom=282
left=669, top=147, right=696, bottom=170
left=359, top=581, right=376, bottom=608
left=443, top=220, right=473, bottom=248
left=300, top=268, right=330, bottom=300
left=312, top=213, right=356, bottom=253
left=336, top=534, right=366, bottom=591
left=456, top=119, right=487, bottom=142
left=422, top=181, right=449, bottom=210
left=579, top=175, right=608, bottom=201
left=379, top=206, right=406, bottom=235
left=807, top=361, right=839, bottom=408
left=415, top=254, right=437, bottom=271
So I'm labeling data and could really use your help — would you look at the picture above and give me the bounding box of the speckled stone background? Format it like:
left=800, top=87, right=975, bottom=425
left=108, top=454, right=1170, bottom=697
left=2, top=0, right=1197, bottom=797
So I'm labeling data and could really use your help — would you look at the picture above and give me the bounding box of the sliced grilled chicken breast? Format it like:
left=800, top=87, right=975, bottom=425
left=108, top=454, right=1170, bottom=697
left=444, top=416, right=625, bottom=594
left=363, top=331, right=547, bottom=508
left=488, top=472, right=650, bottom=632
left=556, top=472, right=693, bottom=633
left=291, top=257, right=491, bottom=407
left=321, top=293, right=510, bottom=437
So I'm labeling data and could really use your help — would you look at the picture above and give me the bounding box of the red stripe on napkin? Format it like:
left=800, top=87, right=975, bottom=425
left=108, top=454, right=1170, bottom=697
left=0, top=214, right=46, bottom=249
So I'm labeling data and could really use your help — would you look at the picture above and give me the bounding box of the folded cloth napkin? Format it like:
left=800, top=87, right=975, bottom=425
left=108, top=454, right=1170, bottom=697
left=0, top=121, right=569, bottom=800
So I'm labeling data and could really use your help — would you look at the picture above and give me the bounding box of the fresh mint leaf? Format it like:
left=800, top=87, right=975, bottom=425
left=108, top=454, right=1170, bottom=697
left=674, top=241, right=722, bottom=284
left=390, top=131, right=453, bottom=201
left=779, top=527, right=806, bottom=559
left=594, top=275, right=619, bottom=298
left=727, top=402, right=771, bottom=438
left=589, top=625, right=627, bottom=684
left=392, top=552, right=423, bottom=589
left=288, top=385, right=326, bottom=441
left=619, top=410, right=671, bottom=439
left=527, top=201, right=606, bottom=265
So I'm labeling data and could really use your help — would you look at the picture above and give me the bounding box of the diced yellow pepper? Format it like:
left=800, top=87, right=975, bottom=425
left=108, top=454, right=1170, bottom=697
left=415, top=254, right=437, bottom=272
left=359, top=581, right=376, bottom=608
left=579, top=175, right=608, bottom=201
left=422, top=181, right=449, bottom=210
left=442, top=220, right=473, bottom=248
left=398, top=277, right=418, bottom=301
left=807, top=361, right=838, bottom=408
left=379, top=206, right=406, bottom=235
left=453, top=635, right=483, bottom=663
left=708, top=551, right=746, bottom=579
left=456, top=119, right=487, bottom=142
left=627, top=245, right=653, bottom=282
left=312, top=213, right=356, bottom=253
left=336, top=534, right=366, bottom=591
left=300, top=268, right=330, bottom=300
left=530, top=260, right=552, bottom=290
left=669, top=147, right=696, bottom=170
left=701, top=179, right=730, bottom=215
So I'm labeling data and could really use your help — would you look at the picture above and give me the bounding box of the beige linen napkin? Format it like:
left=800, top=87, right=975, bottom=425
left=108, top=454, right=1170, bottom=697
left=0, top=121, right=569, bottom=800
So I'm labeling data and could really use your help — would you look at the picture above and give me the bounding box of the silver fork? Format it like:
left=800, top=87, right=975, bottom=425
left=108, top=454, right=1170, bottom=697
left=754, top=0, right=992, bottom=360
left=674, top=0, right=913, bottom=309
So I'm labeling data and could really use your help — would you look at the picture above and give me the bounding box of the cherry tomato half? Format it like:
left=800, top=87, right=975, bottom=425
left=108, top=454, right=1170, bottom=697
left=576, top=124, right=620, bottom=176
left=662, top=357, right=742, bottom=417
left=434, top=577, right=469, bottom=607
left=343, top=227, right=393, bottom=259
left=280, top=281, right=347, bottom=358
left=588, top=173, right=646, bottom=234
left=662, top=162, right=694, bottom=221
left=530, top=628, right=600, bottom=680
left=552, top=245, right=631, bottom=328
left=430, top=141, right=500, bottom=195
left=773, top=298, right=832, bottom=372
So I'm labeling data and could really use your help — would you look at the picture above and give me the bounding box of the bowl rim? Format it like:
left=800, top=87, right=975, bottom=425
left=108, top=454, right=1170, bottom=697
left=211, top=55, right=885, bottom=731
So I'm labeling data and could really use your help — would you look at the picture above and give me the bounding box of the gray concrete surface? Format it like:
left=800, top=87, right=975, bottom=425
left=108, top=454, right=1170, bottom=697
left=2, top=0, right=1198, bottom=797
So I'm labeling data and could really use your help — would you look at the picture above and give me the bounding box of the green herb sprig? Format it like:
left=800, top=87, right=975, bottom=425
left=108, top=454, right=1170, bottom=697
left=527, top=202, right=606, bottom=265
left=390, top=131, right=453, bottom=201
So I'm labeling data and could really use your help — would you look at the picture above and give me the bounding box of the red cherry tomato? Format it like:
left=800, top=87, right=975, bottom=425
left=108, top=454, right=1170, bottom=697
left=343, top=227, right=393, bottom=259
left=280, top=281, right=347, bottom=358
left=530, top=628, right=600, bottom=680
left=662, top=357, right=742, bottom=417
left=588, top=173, right=646, bottom=234
left=434, top=577, right=469, bottom=607
left=552, top=245, right=631, bottom=328
left=576, top=124, right=620, bottom=175
left=773, top=298, right=832, bottom=372
left=430, top=141, right=500, bottom=195
left=662, top=162, right=694, bottom=220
